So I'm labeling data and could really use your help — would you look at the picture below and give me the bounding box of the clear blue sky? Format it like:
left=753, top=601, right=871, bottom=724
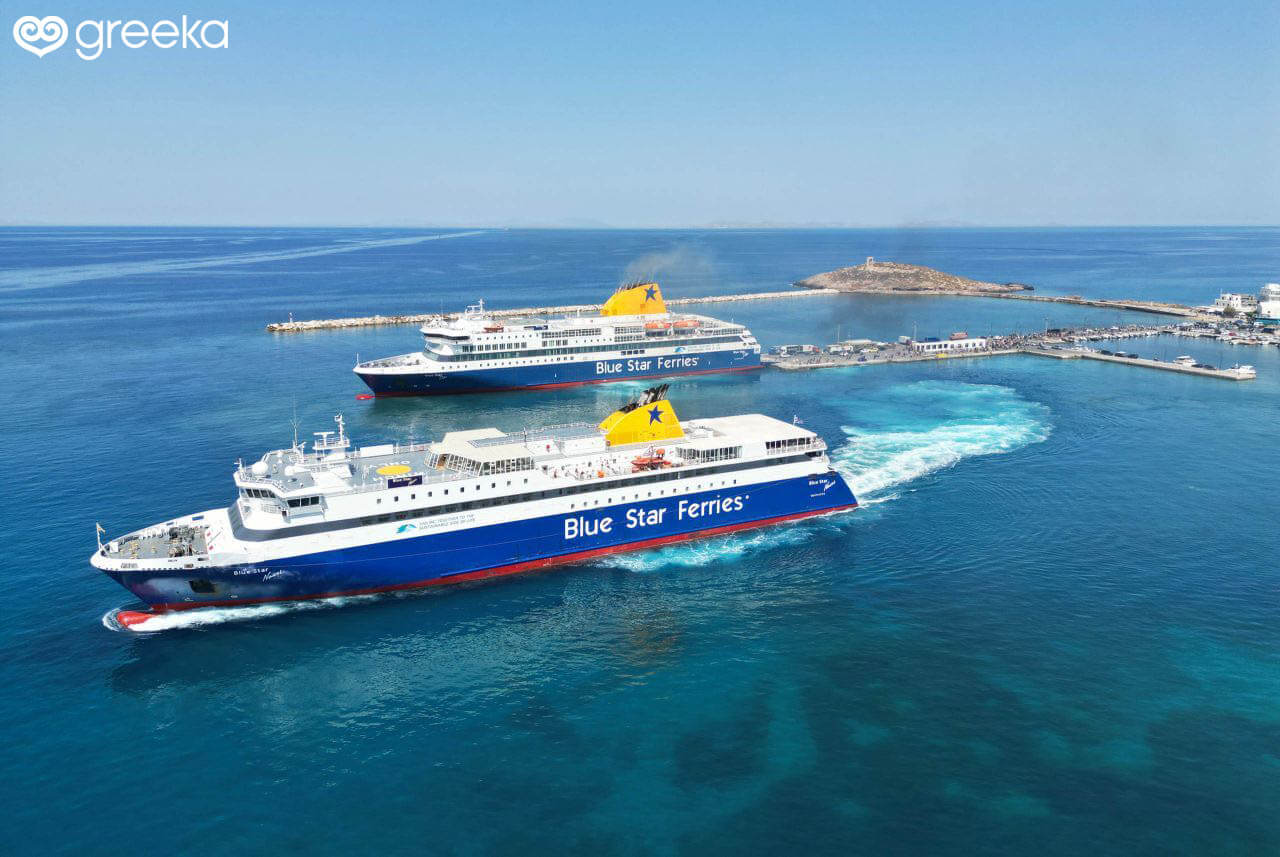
left=1, top=0, right=1276, bottom=226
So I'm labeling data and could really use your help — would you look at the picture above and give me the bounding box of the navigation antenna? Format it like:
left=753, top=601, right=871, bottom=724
left=291, top=399, right=301, bottom=452
left=314, top=413, right=351, bottom=455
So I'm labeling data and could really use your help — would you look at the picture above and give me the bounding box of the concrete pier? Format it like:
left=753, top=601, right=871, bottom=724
left=265, top=289, right=840, bottom=333
left=981, top=292, right=1203, bottom=318
left=1060, top=349, right=1257, bottom=379
left=766, top=324, right=1260, bottom=381
left=769, top=345, right=1255, bottom=380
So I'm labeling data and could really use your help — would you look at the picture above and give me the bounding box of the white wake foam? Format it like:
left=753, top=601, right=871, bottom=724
left=598, top=382, right=1050, bottom=572
left=833, top=418, right=1049, bottom=499
left=596, top=515, right=832, bottom=573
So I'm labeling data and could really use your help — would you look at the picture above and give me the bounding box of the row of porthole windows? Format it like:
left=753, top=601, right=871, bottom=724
left=376, top=477, right=531, bottom=505
left=367, top=467, right=761, bottom=520
left=273, top=454, right=799, bottom=518
left=439, top=335, right=745, bottom=363
left=569, top=479, right=738, bottom=509
left=231, top=454, right=818, bottom=541
left=459, top=342, right=529, bottom=353
left=469, top=344, right=719, bottom=369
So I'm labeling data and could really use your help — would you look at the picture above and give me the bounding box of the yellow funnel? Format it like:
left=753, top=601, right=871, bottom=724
left=599, top=385, right=685, bottom=446
left=601, top=282, right=666, bottom=316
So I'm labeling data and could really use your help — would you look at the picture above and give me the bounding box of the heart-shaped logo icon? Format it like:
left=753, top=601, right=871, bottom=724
left=13, top=15, right=68, bottom=58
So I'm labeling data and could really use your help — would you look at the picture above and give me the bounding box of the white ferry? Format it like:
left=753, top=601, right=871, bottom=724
left=354, top=282, right=761, bottom=395
left=92, top=387, right=857, bottom=626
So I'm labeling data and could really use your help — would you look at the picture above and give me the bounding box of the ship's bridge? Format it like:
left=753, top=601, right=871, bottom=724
left=431, top=429, right=536, bottom=476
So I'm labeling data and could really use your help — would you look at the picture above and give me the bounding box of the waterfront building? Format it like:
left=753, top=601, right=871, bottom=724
left=911, top=336, right=989, bottom=354
left=1213, top=293, right=1259, bottom=315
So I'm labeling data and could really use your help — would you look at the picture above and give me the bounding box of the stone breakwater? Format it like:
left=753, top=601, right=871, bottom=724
left=265, top=279, right=1212, bottom=334
left=265, top=289, right=840, bottom=333
left=983, top=292, right=1203, bottom=318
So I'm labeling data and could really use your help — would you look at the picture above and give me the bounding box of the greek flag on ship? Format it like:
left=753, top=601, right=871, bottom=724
left=353, top=282, right=762, bottom=396
left=91, top=387, right=857, bottom=626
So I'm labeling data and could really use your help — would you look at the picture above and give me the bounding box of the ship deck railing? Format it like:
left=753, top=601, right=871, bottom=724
left=105, top=525, right=208, bottom=561
left=231, top=422, right=777, bottom=501
left=237, top=441, right=436, bottom=491
left=356, top=353, right=428, bottom=368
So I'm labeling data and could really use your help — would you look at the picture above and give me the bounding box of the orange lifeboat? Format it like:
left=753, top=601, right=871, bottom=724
left=644, top=321, right=671, bottom=332
left=630, top=448, right=671, bottom=472
left=483, top=324, right=504, bottom=333
left=672, top=319, right=700, bottom=331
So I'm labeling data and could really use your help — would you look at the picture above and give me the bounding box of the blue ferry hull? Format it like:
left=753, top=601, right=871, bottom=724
left=357, top=348, right=761, bottom=395
left=106, top=472, right=856, bottom=610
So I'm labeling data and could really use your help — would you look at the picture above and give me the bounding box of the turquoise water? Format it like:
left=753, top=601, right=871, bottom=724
left=2, top=228, right=1279, bottom=854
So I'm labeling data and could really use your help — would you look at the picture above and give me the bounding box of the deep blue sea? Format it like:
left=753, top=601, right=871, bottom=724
left=2, top=228, right=1279, bottom=855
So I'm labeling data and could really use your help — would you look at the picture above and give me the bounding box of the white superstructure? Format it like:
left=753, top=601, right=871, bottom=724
left=353, top=283, right=762, bottom=395
left=92, top=400, right=837, bottom=577
left=357, top=301, right=757, bottom=376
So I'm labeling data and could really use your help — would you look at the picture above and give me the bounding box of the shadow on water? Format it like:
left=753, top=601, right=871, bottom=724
left=104, top=573, right=570, bottom=695
left=104, top=558, right=705, bottom=698
left=104, top=515, right=854, bottom=701
left=618, top=606, right=685, bottom=670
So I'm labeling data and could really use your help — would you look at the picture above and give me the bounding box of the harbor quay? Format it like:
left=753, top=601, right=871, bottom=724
left=764, top=322, right=1264, bottom=381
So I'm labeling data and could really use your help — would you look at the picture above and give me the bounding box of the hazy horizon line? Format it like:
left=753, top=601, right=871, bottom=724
left=1, top=222, right=1277, bottom=230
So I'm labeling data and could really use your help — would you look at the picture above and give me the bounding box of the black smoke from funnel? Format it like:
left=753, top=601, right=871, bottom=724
left=621, top=244, right=717, bottom=292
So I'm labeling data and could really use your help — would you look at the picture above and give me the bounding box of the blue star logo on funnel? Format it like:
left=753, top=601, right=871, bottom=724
left=644, top=285, right=657, bottom=302
left=647, top=405, right=663, bottom=424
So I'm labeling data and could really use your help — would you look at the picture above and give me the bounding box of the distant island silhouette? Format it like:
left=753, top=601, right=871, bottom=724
left=794, top=258, right=1033, bottom=295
